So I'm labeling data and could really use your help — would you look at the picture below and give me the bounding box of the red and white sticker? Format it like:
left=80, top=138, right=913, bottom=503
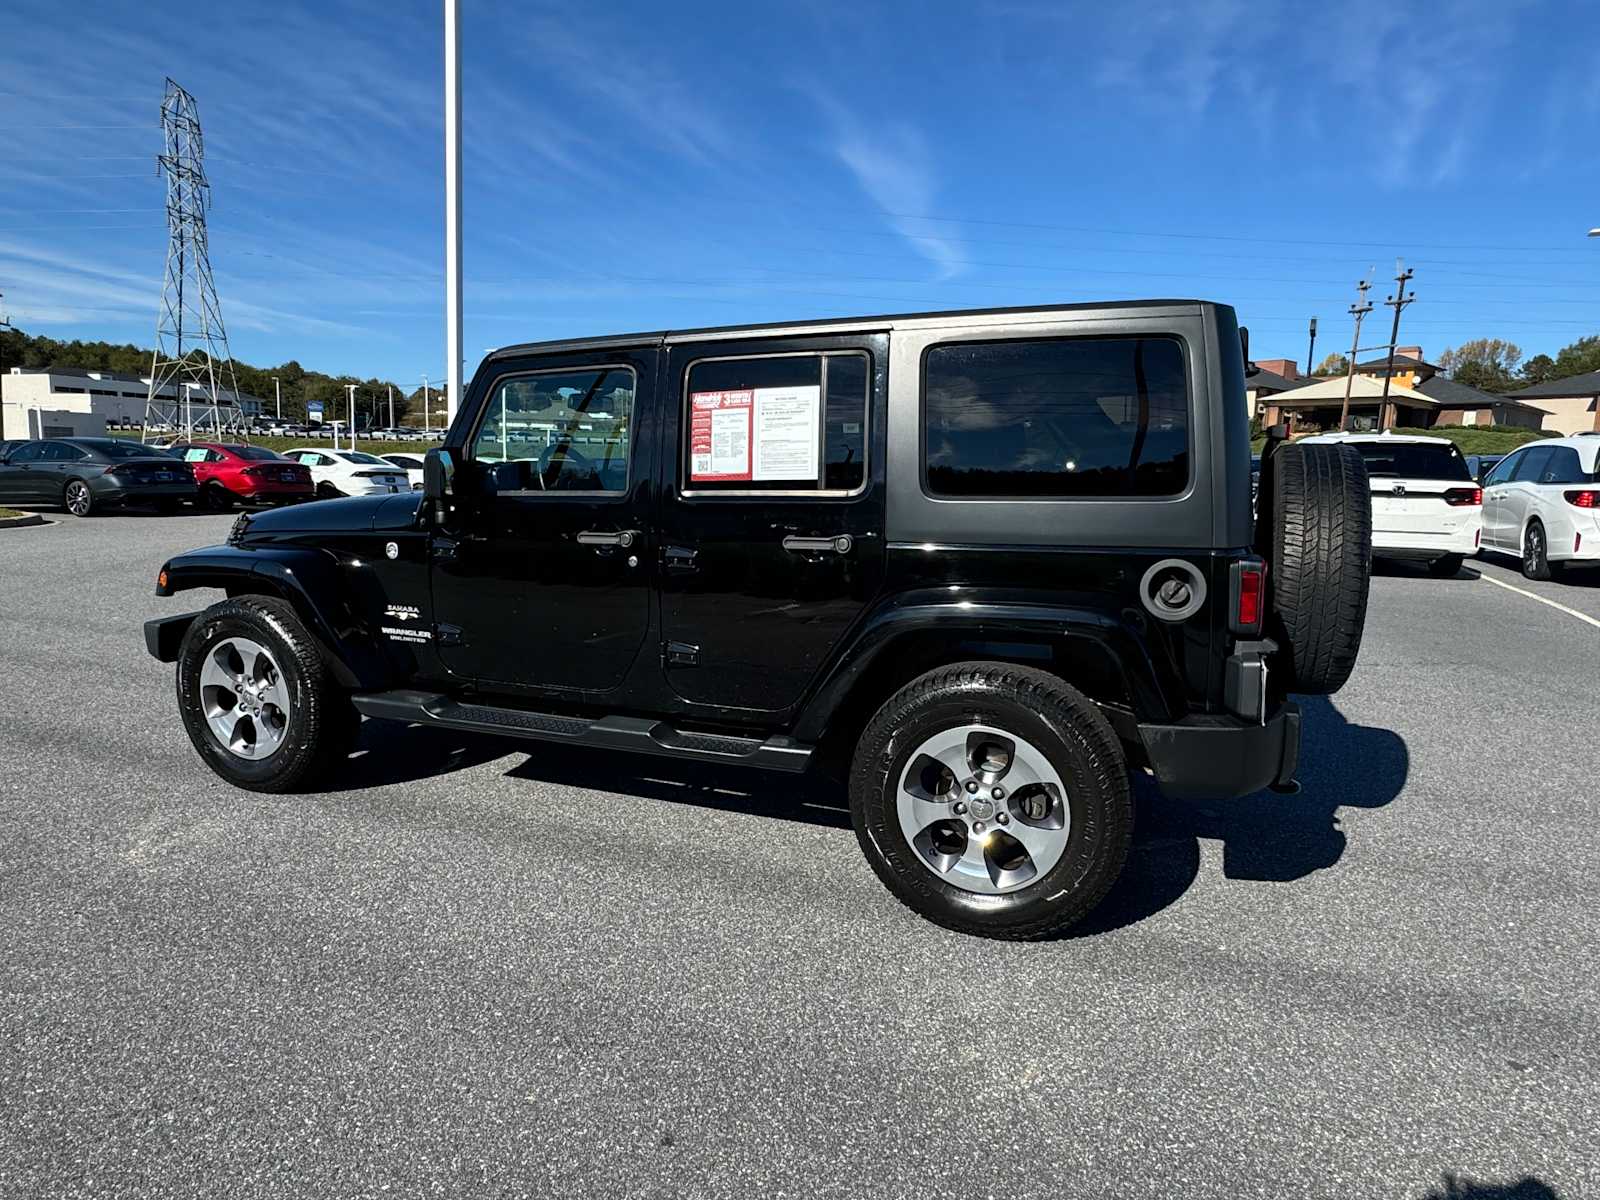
left=689, top=390, right=753, bottom=481
left=689, top=385, right=820, bottom=483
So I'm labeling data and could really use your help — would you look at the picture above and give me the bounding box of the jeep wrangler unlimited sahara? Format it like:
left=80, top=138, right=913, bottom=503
left=145, top=301, right=1371, bottom=939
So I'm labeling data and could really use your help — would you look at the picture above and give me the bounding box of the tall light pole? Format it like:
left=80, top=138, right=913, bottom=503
left=445, top=0, right=463, bottom=429
left=345, top=383, right=358, bottom=450
left=422, top=375, right=430, bottom=437
left=387, top=384, right=394, bottom=430
left=272, top=376, right=281, bottom=422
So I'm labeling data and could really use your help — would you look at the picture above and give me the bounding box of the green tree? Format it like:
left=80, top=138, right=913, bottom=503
left=1437, top=338, right=1522, bottom=393
left=1520, top=353, right=1559, bottom=385
left=1551, top=335, right=1600, bottom=379
left=1313, top=352, right=1349, bottom=376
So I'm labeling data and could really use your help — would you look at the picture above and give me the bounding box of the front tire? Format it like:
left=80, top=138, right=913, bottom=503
left=175, top=596, right=359, bottom=792
left=316, top=481, right=343, bottom=499
left=849, top=662, right=1132, bottom=940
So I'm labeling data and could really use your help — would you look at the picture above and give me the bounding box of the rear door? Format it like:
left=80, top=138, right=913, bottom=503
left=1352, top=440, right=1477, bottom=543
left=656, top=333, right=887, bottom=713
left=1501, top=446, right=1553, bottom=546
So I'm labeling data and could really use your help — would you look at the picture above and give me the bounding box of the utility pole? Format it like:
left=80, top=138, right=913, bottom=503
left=387, top=384, right=394, bottom=430
left=1305, top=317, right=1317, bottom=379
left=422, top=375, right=430, bottom=437
left=444, top=0, right=463, bottom=427
left=0, top=291, right=12, bottom=438
left=1379, top=261, right=1417, bottom=431
left=272, top=376, right=280, bottom=422
left=345, top=383, right=358, bottom=450
left=1338, top=278, right=1374, bottom=432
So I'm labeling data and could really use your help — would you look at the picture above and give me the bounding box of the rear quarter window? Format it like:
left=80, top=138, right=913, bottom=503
left=923, top=335, right=1189, bottom=498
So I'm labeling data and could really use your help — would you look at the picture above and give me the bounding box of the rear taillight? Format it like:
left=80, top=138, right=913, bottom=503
left=353, top=470, right=389, bottom=478
left=1230, top=558, right=1266, bottom=636
left=242, top=466, right=267, bottom=478
left=1443, top=487, right=1482, bottom=506
left=1564, top=489, right=1599, bottom=508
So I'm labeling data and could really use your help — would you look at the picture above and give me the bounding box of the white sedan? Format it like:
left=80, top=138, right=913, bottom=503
left=1478, top=434, right=1600, bottom=580
left=380, top=453, right=426, bottom=490
left=283, top=448, right=411, bottom=498
left=1297, top=432, right=1483, bottom=576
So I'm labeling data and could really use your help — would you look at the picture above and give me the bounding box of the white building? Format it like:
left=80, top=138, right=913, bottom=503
left=0, top=367, right=262, bottom=439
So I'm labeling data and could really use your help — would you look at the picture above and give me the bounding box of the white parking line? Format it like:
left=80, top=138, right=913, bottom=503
left=1477, top=571, right=1600, bottom=630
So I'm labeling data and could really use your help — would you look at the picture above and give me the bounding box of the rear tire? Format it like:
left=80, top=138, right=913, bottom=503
left=849, top=661, right=1132, bottom=940
left=202, top=482, right=235, bottom=511
left=1522, top=520, right=1553, bottom=581
left=175, top=596, right=360, bottom=793
left=1256, top=442, right=1371, bottom=694
left=1428, top=553, right=1465, bottom=578
left=316, top=481, right=342, bottom=499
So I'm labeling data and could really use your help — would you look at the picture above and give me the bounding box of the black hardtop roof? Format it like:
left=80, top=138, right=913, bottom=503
left=485, top=298, right=1217, bottom=362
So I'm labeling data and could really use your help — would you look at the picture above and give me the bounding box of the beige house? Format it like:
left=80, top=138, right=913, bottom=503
left=1504, top=370, right=1600, bottom=435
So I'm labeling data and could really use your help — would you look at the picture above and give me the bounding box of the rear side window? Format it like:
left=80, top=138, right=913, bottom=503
left=923, top=336, right=1189, bottom=498
left=1348, top=441, right=1471, bottom=481
left=1512, top=446, right=1552, bottom=482
left=1535, top=446, right=1586, bottom=485
left=683, top=352, right=869, bottom=494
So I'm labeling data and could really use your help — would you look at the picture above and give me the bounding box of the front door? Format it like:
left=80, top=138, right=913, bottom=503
left=0, top=441, right=52, bottom=503
left=429, top=350, right=658, bottom=696
left=655, top=334, right=887, bottom=713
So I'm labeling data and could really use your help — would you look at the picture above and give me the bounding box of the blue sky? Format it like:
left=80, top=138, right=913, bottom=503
left=4, top=0, right=1600, bottom=387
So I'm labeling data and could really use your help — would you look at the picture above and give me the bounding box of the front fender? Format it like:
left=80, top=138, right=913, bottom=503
left=790, top=590, right=1173, bottom=744
left=154, top=544, right=393, bottom=689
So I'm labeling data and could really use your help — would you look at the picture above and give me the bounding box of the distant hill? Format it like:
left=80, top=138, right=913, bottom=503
left=0, top=325, right=444, bottom=424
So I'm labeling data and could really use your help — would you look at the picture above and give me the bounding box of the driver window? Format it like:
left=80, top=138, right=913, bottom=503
left=473, top=366, right=634, bottom=494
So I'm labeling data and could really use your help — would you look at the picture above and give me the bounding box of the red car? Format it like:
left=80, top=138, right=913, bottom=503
left=178, top=442, right=314, bottom=509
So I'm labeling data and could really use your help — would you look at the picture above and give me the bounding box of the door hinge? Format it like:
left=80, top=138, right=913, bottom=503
left=436, top=623, right=464, bottom=647
left=663, top=640, right=699, bottom=666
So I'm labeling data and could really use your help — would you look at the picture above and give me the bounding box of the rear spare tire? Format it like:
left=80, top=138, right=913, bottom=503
left=1256, top=442, right=1371, bottom=695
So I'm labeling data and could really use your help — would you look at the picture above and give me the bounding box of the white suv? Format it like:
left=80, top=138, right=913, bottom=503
left=1297, top=433, right=1483, bottom=576
left=1478, top=434, right=1600, bottom=580
left=283, top=448, right=411, bottom=499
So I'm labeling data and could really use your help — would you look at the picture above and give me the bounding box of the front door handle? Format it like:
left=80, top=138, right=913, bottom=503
left=783, top=534, right=853, bottom=555
left=663, top=545, right=698, bottom=573
left=577, top=529, right=637, bottom=548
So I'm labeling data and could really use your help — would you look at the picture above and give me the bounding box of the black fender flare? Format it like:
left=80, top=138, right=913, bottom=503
left=789, top=591, right=1174, bottom=744
left=154, top=545, right=392, bottom=689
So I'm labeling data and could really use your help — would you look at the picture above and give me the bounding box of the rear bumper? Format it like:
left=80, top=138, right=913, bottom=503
left=1371, top=523, right=1480, bottom=558
left=1138, top=702, right=1301, bottom=800
left=98, top=482, right=198, bottom=504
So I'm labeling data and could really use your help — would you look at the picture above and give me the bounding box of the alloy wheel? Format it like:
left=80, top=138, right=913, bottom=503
left=197, top=636, right=291, bottom=760
left=896, top=724, right=1071, bottom=894
left=1525, top=524, right=1544, bottom=574
left=65, top=481, right=91, bottom=516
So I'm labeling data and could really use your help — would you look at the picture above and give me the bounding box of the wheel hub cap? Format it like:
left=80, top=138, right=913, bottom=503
left=896, top=724, right=1072, bottom=895
left=197, top=636, right=290, bottom=760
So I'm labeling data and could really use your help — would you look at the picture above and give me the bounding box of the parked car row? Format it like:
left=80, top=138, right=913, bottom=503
left=0, top=437, right=416, bottom=515
left=1298, top=431, right=1600, bottom=582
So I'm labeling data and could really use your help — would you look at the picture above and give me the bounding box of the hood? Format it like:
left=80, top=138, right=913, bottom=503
left=241, top=492, right=422, bottom=537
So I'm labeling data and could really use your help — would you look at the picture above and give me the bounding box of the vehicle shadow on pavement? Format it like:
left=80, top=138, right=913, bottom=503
left=307, top=720, right=512, bottom=792
left=1071, top=695, right=1409, bottom=937
left=1419, top=1174, right=1563, bottom=1200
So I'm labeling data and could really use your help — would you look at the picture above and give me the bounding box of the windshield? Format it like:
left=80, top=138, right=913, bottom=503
left=337, top=451, right=387, bottom=465
left=1348, top=441, right=1471, bottom=481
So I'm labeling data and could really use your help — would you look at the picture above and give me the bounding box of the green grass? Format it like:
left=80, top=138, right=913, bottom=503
left=0, top=507, right=25, bottom=520
left=1386, top=426, right=1547, bottom=454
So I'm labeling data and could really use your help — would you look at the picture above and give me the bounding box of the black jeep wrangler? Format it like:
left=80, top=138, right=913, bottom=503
left=145, top=301, right=1370, bottom=939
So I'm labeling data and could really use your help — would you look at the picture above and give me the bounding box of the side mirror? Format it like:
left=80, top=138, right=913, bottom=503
left=422, top=448, right=455, bottom=524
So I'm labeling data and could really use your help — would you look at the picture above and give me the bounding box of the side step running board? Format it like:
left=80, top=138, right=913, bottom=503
left=350, top=689, right=813, bottom=773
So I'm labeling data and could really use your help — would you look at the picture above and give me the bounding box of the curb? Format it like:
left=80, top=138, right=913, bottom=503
left=0, top=513, right=48, bottom=529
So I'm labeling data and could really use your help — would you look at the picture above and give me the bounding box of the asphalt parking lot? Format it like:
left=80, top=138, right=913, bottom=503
left=2, top=513, right=1597, bottom=1199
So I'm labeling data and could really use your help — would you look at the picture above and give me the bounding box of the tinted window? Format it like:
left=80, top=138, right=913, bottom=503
left=233, top=446, right=284, bottom=461
left=385, top=455, right=422, bottom=469
left=473, top=366, right=634, bottom=494
left=336, top=451, right=388, bottom=466
left=1536, top=446, right=1585, bottom=485
left=96, top=440, right=160, bottom=460
left=1483, top=452, right=1520, bottom=486
left=683, top=352, right=868, bottom=493
left=10, top=442, right=45, bottom=463
left=1512, top=446, right=1552, bottom=482
left=1347, top=441, right=1470, bottom=481
left=44, top=442, right=87, bottom=462
left=924, top=337, right=1188, bottom=498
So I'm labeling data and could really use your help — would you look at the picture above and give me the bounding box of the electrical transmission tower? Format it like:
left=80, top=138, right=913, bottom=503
left=142, top=78, right=243, bottom=443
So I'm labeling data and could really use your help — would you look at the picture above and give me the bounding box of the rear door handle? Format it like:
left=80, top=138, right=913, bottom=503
left=577, top=529, right=637, bottom=548
left=783, top=534, right=853, bottom=555
left=663, top=545, right=698, bottom=572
